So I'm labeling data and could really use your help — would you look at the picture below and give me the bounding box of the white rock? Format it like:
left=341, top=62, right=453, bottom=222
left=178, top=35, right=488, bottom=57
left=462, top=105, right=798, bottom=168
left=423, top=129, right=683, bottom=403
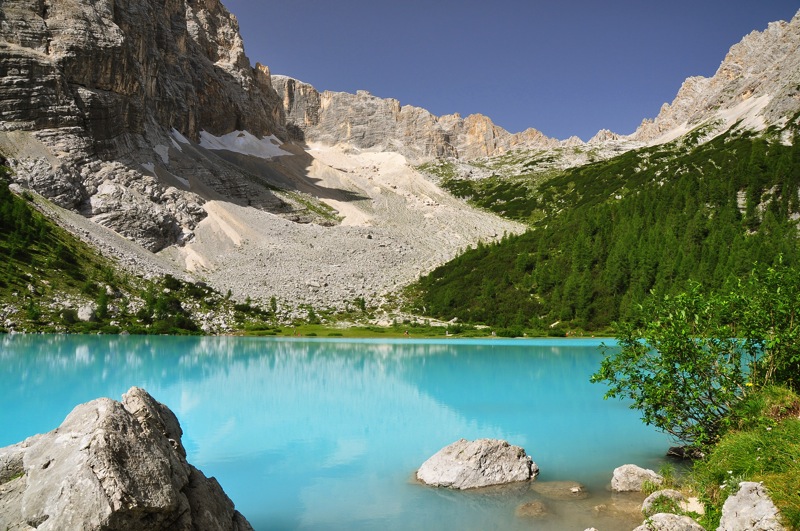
left=717, top=482, right=784, bottom=531
left=0, top=387, right=252, bottom=530
left=416, top=438, right=537, bottom=490
left=611, top=464, right=664, bottom=492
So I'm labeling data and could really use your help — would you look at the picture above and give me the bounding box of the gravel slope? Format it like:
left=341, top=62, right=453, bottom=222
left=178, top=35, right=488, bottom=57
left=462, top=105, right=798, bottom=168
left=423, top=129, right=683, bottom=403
left=158, top=143, right=525, bottom=314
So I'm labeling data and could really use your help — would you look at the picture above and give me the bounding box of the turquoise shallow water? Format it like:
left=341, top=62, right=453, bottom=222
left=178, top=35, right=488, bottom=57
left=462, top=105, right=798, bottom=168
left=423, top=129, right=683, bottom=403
left=0, top=335, right=672, bottom=530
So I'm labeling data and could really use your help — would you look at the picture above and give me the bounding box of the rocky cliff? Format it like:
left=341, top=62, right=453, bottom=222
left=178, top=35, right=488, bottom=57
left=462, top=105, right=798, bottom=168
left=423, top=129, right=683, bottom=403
left=0, top=387, right=252, bottom=531
left=272, top=5, right=800, bottom=163
left=273, top=75, right=562, bottom=162
left=630, top=10, right=800, bottom=144
left=0, top=0, right=289, bottom=251
left=2, top=0, right=798, bottom=315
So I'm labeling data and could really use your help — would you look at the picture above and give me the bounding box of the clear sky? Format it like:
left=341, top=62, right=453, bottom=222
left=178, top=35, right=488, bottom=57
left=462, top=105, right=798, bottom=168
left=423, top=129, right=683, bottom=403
left=222, top=1, right=799, bottom=141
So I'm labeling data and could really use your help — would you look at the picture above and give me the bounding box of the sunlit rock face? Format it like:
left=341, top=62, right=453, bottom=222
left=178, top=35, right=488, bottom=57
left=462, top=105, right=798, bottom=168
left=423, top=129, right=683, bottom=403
left=272, top=75, right=561, bottom=162
left=630, top=10, right=800, bottom=144
left=0, top=0, right=286, bottom=250
left=0, top=387, right=253, bottom=531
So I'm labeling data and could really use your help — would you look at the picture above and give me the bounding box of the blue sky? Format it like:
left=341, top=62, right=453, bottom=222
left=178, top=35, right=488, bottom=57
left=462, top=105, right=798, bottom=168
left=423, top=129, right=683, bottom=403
left=222, top=1, right=799, bottom=141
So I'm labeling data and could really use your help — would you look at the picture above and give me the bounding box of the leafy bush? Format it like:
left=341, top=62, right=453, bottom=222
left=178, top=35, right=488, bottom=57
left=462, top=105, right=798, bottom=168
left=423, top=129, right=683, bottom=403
left=593, top=264, right=800, bottom=449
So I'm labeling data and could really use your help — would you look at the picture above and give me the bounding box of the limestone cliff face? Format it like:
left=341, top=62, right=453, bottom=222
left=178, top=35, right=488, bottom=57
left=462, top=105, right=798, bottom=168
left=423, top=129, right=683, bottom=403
left=273, top=75, right=560, bottom=162
left=631, top=9, right=800, bottom=143
left=0, top=0, right=287, bottom=250
left=0, top=387, right=253, bottom=531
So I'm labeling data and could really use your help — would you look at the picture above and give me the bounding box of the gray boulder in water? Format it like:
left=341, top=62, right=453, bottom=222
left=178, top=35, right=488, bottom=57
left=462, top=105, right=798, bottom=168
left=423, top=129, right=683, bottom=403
left=611, top=464, right=664, bottom=492
left=416, top=438, right=538, bottom=490
left=0, top=387, right=252, bottom=531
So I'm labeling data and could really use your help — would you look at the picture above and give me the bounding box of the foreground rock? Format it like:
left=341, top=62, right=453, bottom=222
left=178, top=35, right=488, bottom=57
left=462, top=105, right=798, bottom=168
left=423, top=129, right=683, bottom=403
left=718, top=482, right=784, bottom=531
left=611, top=464, right=664, bottom=492
left=416, top=438, right=537, bottom=490
left=0, top=387, right=252, bottom=531
left=642, top=489, right=688, bottom=517
left=632, top=513, right=705, bottom=531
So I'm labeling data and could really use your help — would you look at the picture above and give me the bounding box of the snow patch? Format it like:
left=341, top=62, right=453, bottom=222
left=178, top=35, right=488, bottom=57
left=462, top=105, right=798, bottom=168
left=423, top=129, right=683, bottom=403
left=171, top=128, right=190, bottom=144
left=170, top=137, right=183, bottom=152
left=199, top=130, right=290, bottom=159
left=141, top=162, right=155, bottom=173
left=154, top=144, right=170, bottom=165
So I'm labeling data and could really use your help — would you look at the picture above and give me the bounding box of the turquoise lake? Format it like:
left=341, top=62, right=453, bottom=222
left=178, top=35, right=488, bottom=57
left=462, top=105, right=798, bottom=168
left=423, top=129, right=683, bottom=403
left=0, top=335, right=673, bottom=530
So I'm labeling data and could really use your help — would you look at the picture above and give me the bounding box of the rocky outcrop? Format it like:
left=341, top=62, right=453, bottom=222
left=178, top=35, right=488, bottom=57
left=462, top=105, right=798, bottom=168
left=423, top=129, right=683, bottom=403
left=272, top=75, right=561, bottom=162
left=642, top=489, right=688, bottom=517
left=0, top=0, right=288, bottom=250
left=632, top=513, right=705, bottom=531
left=0, top=387, right=252, bottom=531
left=631, top=10, right=800, bottom=143
left=416, top=438, right=537, bottom=489
left=718, top=482, right=784, bottom=531
left=611, top=464, right=664, bottom=492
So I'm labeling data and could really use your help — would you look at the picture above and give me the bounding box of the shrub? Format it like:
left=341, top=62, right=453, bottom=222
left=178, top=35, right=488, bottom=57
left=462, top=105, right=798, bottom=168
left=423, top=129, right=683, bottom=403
left=593, top=265, right=800, bottom=449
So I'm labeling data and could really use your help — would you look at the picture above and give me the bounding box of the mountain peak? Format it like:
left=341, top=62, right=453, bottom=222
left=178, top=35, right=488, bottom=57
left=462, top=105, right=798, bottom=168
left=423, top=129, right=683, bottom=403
left=630, top=9, right=800, bottom=144
left=271, top=76, right=562, bottom=161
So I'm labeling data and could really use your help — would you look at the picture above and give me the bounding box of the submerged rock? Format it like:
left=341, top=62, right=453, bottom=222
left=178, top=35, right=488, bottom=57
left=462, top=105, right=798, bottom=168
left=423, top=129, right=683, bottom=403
left=416, top=438, right=537, bottom=490
left=718, top=481, right=784, bottom=531
left=515, top=500, right=548, bottom=518
left=0, top=387, right=252, bottom=531
left=530, top=480, right=589, bottom=500
left=611, top=464, right=664, bottom=492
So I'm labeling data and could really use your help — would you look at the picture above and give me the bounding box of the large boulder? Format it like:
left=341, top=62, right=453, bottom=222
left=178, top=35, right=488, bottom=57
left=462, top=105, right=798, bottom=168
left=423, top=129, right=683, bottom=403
left=611, top=464, right=664, bottom=492
left=632, top=513, right=705, bottom=531
left=416, top=438, right=538, bottom=490
left=718, top=481, right=784, bottom=531
left=0, top=387, right=252, bottom=531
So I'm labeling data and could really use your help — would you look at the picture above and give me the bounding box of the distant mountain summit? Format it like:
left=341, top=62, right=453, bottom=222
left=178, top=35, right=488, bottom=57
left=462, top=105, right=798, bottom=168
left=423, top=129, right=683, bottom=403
left=272, top=75, right=563, bottom=161
left=274, top=10, right=800, bottom=157
left=629, top=10, right=800, bottom=144
left=0, top=0, right=798, bottom=311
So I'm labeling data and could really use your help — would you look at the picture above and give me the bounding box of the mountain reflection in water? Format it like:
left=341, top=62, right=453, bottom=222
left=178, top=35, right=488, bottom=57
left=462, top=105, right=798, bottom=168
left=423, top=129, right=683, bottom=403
left=0, top=335, right=670, bottom=530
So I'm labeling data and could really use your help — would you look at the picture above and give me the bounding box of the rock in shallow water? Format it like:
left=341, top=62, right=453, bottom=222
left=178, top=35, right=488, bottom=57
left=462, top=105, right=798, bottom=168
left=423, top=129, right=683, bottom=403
left=0, top=387, right=252, bottom=531
left=611, top=464, right=664, bottom=492
left=416, top=438, right=537, bottom=490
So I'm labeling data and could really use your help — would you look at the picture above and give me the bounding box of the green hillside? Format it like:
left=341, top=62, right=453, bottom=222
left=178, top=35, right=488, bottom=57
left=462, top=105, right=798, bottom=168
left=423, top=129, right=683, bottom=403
left=409, top=126, right=800, bottom=334
left=0, top=164, right=269, bottom=334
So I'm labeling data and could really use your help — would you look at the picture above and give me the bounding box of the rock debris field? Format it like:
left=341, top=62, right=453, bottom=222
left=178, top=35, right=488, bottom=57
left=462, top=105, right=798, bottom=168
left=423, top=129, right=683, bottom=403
left=159, top=144, right=524, bottom=314
left=46, top=142, right=523, bottom=317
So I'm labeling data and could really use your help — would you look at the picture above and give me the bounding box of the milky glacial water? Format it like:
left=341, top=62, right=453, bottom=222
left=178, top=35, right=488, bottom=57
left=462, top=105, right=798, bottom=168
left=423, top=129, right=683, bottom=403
left=0, top=335, right=673, bottom=530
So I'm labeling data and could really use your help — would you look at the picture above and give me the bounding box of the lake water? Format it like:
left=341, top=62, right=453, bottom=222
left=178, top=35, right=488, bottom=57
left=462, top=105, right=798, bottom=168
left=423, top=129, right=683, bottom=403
left=0, top=335, right=673, bottom=530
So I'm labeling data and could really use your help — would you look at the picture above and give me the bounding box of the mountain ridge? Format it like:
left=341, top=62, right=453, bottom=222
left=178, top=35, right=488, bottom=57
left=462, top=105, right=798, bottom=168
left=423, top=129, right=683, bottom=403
left=272, top=9, right=800, bottom=161
left=1, top=1, right=799, bottom=321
